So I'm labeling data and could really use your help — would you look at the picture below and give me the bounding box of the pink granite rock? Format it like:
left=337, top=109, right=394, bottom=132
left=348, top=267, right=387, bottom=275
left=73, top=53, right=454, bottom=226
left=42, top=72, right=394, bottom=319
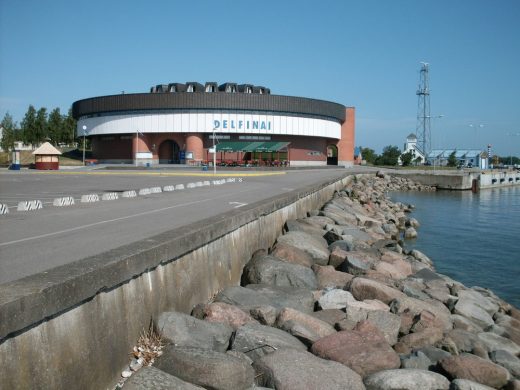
left=329, top=246, right=349, bottom=268
left=397, top=327, right=444, bottom=350
left=203, top=302, right=257, bottom=330
left=349, top=277, right=405, bottom=304
left=311, top=320, right=400, bottom=377
left=271, top=242, right=315, bottom=268
left=312, top=264, right=354, bottom=289
left=275, top=307, right=336, bottom=344
left=439, top=353, right=511, bottom=389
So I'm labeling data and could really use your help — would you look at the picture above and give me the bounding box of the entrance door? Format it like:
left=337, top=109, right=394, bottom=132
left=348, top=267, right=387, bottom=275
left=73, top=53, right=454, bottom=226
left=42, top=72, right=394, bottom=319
left=158, top=140, right=180, bottom=164
left=327, top=145, right=338, bottom=165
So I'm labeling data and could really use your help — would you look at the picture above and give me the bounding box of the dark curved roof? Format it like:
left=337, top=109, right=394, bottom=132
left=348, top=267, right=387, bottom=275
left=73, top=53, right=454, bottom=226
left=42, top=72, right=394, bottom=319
left=72, top=92, right=346, bottom=122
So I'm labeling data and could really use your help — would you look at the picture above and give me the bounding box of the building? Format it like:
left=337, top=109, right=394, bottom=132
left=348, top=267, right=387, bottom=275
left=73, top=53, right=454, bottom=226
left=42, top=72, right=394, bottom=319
left=72, top=82, right=355, bottom=166
left=398, top=133, right=425, bottom=165
left=427, top=149, right=488, bottom=169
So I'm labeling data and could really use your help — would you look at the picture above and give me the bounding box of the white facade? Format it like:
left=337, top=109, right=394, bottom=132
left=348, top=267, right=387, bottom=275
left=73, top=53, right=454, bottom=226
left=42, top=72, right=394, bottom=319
left=401, top=133, right=425, bottom=162
left=77, top=110, right=341, bottom=139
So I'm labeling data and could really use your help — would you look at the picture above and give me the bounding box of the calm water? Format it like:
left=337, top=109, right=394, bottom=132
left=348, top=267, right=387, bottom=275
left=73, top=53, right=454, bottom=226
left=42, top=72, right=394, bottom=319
left=391, top=186, right=520, bottom=308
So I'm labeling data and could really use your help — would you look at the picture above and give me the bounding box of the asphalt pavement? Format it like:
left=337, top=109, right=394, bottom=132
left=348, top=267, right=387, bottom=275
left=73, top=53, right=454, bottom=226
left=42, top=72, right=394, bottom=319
left=0, top=166, right=359, bottom=284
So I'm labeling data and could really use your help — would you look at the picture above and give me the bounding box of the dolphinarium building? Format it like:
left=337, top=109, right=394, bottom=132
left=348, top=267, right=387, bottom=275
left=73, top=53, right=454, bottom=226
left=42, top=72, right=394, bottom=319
left=72, top=82, right=355, bottom=166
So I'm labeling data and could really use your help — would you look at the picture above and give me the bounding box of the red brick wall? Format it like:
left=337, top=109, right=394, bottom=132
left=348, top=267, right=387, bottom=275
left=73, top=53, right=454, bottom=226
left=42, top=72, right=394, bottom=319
left=186, top=134, right=204, bottom=161
left=92, top=136, right=132, bottom=160
left=92, top=126, right=351, bottom=165
left=337, top=107, right=355, bottom=165
left=132, top=134, right=186, bottom=159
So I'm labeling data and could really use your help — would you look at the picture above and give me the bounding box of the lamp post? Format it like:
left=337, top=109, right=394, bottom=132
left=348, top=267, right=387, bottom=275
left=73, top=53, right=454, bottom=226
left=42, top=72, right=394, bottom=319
left=212, top=129, right=217, bottom=175
left=82, top=125, right=87, bottom=166
left=135, top=128, right=145, bottom=167
left=135, top=129, right=139, bottom=167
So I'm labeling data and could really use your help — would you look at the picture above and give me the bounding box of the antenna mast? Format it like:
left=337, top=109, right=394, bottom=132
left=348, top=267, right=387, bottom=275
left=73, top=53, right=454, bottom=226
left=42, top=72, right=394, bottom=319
left=416, top=62, right=431, bottom=155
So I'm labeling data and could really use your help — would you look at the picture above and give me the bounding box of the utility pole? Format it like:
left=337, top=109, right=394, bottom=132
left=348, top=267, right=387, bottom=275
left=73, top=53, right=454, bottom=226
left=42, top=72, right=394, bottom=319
left=416, top=62, right=431, bottom=156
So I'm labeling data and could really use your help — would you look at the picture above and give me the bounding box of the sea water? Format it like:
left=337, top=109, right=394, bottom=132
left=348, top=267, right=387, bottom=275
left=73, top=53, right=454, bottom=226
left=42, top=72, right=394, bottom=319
left=391, top=186, right=520, bottom=308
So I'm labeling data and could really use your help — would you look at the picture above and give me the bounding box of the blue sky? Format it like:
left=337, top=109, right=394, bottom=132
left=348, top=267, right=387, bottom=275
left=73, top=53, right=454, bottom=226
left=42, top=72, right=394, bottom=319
left=1, top=0, right=519, bottom=155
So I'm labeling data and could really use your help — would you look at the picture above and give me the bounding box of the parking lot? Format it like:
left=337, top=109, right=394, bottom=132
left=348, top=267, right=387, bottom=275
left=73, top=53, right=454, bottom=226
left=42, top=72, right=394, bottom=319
left=0, top=166, right=350, bottom=283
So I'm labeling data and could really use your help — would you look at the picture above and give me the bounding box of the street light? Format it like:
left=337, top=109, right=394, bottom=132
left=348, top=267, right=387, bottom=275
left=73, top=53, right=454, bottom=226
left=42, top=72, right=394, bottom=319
left=82, top=125, right=87, bottom=166
left=212, top=128, right=217, bottom=175
left=135, top=128, right=145, bottom=167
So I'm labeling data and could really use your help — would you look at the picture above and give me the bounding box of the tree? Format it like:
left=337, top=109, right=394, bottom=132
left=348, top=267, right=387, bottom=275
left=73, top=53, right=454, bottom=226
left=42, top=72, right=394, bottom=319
left=361, top=147, right=377, bottom=164
left=20, top=105, right=37, bottom=144
left=498, top=156, right=520, bottom=166
left=1, top=112, right=17, bottom=152
left=47, top=108, right=63, bottom=145
left=63, top=107, right=77, bottom=145
left=414, top=156, right=423, bottom=166
left=376, top=145, right=401, bottom=166
left=447, top=151, right=457, bottom=167
left=400, top=151, right=413, bottom=166
left=34, top=107, right=48, bottom=143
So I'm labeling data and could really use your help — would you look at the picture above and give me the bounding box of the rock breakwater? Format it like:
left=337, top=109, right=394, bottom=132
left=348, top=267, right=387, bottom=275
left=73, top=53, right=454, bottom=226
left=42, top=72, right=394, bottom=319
left=123, top=173, right=519, bottom=390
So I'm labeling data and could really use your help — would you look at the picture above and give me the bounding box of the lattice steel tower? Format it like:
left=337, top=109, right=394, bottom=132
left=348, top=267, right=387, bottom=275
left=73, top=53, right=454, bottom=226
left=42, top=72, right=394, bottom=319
left=416, top=62, right=431, bottom=155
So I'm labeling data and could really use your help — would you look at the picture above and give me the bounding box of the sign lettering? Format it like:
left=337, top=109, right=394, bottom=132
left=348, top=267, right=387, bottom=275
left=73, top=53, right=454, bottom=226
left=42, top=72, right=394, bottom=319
left=214, top=120, right=272, bottom=131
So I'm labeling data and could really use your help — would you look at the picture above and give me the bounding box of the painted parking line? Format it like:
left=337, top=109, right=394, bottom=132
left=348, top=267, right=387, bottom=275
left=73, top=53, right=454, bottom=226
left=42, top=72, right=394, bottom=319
left=0, top=188, right=253, bottom=247
left=229, top=202, right=247, bottom=208
left=0, top=176, right=246, bottom=214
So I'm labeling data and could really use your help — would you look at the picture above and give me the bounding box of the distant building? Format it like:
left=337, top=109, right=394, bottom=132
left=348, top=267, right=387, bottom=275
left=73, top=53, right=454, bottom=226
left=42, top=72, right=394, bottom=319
left=398, top=133, right=425, bottom=165
left=427, top=149, right=488, bottom=169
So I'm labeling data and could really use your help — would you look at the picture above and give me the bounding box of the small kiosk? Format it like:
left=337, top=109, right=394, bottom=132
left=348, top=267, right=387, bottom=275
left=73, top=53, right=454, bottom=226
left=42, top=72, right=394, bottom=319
left=9, top=149, right=21, bottom=170
left=32, top=142, right=62, bottom=170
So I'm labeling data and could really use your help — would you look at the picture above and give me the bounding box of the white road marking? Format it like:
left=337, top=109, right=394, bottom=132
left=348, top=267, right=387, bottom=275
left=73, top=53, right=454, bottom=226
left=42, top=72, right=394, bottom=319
left=229, top=202, right=247, bottom=208
left=0, top=189, right=252, bottom=247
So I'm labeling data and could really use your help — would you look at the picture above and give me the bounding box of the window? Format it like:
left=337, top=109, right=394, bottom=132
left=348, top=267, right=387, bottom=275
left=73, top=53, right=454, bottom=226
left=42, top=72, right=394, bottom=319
left=187, top=84, right=194, bottom=92
left=205, top=85, right=215, bottom=92
left=239, top=135, right=271, bottom=141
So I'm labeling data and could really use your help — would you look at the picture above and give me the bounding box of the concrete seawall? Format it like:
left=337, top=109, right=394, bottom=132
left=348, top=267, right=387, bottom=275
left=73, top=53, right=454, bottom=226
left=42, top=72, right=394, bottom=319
left=479, top=170, right=520, bottom=189
left=0, top=173, right=353, bottom=390
left=392, top=170, right=520, bottom=190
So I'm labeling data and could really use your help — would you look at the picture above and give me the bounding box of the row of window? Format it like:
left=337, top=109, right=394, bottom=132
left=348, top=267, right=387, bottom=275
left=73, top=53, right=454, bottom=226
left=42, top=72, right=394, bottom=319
left=151, top=82, right=270, bottom=95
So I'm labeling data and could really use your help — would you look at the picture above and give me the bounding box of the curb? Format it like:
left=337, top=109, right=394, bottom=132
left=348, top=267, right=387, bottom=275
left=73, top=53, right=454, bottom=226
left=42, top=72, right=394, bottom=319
left=53, top=196, right=75, bottom=207
left=17, top=200, right=43, bottom=211
left=81, top=194, right=100, bottom=203
left=0, top=203, right=9, bottom=215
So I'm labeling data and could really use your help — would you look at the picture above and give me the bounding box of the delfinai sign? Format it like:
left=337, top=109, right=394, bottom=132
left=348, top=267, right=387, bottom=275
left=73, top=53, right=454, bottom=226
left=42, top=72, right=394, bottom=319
left=213, top=119, right=272, bottom=131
